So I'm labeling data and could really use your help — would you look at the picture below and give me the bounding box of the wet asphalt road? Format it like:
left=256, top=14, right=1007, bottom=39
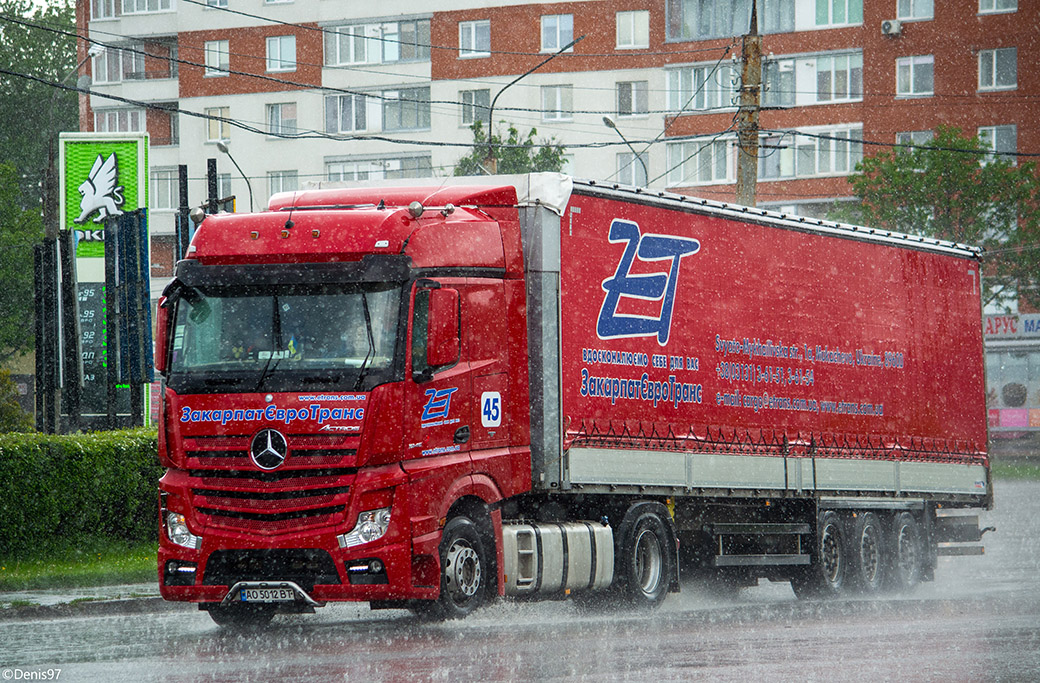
left=2, top=479, right=1038, bottom=682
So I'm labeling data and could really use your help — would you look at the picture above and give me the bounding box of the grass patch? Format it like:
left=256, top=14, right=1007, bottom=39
left=992, top=460, right=1040, bottom=481
left=0, top=539, right=156, bottom=592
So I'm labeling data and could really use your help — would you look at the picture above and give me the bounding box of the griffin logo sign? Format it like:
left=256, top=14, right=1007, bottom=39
left=597, top=219, right=700, bottom=346
left=74, top=153, right=126, bottom=224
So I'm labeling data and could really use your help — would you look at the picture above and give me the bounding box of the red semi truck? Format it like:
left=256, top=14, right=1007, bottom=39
left=155, top=174, right=991, bottom=626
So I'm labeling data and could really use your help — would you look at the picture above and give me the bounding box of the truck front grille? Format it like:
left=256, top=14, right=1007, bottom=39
left=190, top=469, right=353, bottom=535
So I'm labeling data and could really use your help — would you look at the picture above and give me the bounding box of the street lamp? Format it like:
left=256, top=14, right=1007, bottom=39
left=603, top=116, right=648, bottom=187
left=216, top=139, right=254, bottom=213
left=484, top=35, right=585, bottom=173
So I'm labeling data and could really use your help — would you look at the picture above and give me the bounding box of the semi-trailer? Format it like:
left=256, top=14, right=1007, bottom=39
left=155, top=174, right=990, bottom=626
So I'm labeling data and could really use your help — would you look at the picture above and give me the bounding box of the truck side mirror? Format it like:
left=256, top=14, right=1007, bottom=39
left=426, top=288, right=460, bottom=369
left=155, top=296, right=169, bottom=375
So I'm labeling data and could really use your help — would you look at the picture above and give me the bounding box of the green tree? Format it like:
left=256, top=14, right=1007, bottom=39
left=0, top=163, right=42, bottom=363
left=454, top=120, right=567, bottom=176
left=833, top=126, right=1040, bottom=310
left=0, top=0, right=78, bottom=209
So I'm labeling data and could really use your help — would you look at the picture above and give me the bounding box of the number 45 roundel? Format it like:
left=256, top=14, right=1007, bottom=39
left=481, top=392, right=502, bottom=428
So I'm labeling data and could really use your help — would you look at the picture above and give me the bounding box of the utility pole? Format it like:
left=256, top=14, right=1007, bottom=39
left=735, top=1, right=762, bottom=208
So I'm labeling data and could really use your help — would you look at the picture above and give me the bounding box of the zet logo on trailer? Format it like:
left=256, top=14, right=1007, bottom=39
left=422, top=387, right=458, bottom=422
left=597, top=219, right=700, bottom=346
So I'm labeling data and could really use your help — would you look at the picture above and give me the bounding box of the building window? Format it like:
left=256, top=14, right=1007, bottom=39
left=266, top=35, right=296, bottom=72
left=895, top=130, right=933, bottom=153
left=616, top=11, right=649, bottom=49
left=92, top=0, right=118, bottom=19
left=460, top=89, right=490, bottom=126
left=327, top=156, right=432, bottom=181
left=979, top=0, right=1016, bottom=13
left=121, top=0, right=171, bottom=14
left=266, top=102, right=297, bottom=136
left=814, top=0, right=863, bottom=27
left=897, top=0, right=933, bottom=20
left=150, top=168, right=178, bottom=210
left=763, top=59, right=794, bottom=107
left=668, top=138, right=732, bottom=186
left=541, top=85, right=573, bottom=121
left=459, top=20, right=490, bottom=58
left=896, top=55, right=934, bottom=97
left=667, top=0, right=793, bottom=39
left=205, top=0, right=227, bottom=7
left=979, top=125, right=1017, bottom=164
left=217, top=173, right=232, bottom=199
left=326, top=20, right=431, bottom=66
left=382, top=87, right=430, bottom=131
left=759, top=0, right=794, bottom=33
left=815, top=53, right=863, bottom=102
left=205, top=106, right=230, bottom=142
left=541, top=14, right=573, bottom=52
left=979, top=48, right=1017, bottom=91
left=617, top=81, right=648, bottom=117
left=325, top=94, right=367, bottom=133
left=94, top=108, right=145, bottom=132
left=92, top=46, right=145, bottom=84
left=204, top=40, right=229, bottom=77
left=617, top=152, right=648, bottom=187
left=667, top=63, right=738, bottom=113
left=796, top=126, right=862, bottom=176
left=268, top=170, right=299, bottom=197
left=758, top=126, right=863, bottom=179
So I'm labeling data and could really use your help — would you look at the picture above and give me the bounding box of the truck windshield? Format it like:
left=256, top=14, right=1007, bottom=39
left=168, top=283, right=402, bottom=393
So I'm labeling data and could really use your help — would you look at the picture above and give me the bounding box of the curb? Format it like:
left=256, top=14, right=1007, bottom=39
left=0, top=597, right=190, bottom=621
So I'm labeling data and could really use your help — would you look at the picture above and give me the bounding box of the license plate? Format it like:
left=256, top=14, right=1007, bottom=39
left=240, top=587, right=295, bottom=603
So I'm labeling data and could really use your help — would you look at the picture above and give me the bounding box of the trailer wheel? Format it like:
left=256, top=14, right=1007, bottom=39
left=415, top=515, right=490, bottom=620
left=885, top=512, right=923, bottom=592
left=617, top=510, right=674, bottom=607
left=792, top=510, right=847, bottom=599
left=848, top=512, right=885, bottom=593
left=204, top=603, right=276, bottom=629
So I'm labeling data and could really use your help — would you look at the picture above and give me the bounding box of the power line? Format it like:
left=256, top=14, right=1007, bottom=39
left=174, top=0, right=734, bottom=60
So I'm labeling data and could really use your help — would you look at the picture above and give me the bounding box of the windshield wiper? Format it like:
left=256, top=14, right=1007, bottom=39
left=352, top=292, right=376, bottom=391
left=255, top=295, right=283, bottom=391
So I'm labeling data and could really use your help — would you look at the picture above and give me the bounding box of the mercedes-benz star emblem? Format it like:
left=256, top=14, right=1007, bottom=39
left=250, top=428, right=288, bottom=470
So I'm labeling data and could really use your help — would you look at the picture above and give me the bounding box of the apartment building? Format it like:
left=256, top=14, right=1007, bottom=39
left=75, top=0, right=1033, bottom=275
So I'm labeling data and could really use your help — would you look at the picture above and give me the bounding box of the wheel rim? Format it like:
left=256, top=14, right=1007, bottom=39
left=860, top=522, right=881, bottom=584
left=445, top=540, right=481, bottom=600
left=821, top=523, right=842, bottom=586
left=634, top=528, right=663, bottom=595
left=896, top=524, right=918, bottom=580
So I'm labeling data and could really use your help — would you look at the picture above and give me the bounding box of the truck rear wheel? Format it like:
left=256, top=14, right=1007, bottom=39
left=415, top=515, right=490, bottom=620
left=848, top=512, right=885, bottom=593
left=616, top=510, right=674, bottom=607
left=885, top=512, right=923, bottom=592
left=792, top=510, right=847, bottom=599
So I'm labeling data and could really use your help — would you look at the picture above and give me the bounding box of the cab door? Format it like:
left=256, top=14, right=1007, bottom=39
left=405, top=280, right=472, bottom=463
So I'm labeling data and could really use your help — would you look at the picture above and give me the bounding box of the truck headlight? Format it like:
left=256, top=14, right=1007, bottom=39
left=338, top=507, right=392, bottom=548
left=166, top=511, right=202, bottom=550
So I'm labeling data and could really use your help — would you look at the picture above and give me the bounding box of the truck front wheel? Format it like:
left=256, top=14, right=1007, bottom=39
left=415, top=515, right=490, bottom=620
left=204, top=603, right=276, bottom=629
left=617, top=510, right=674, bottom=607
